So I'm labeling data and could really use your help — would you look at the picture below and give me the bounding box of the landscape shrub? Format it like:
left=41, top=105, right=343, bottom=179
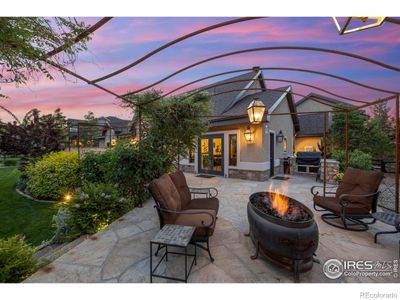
left=333, top=149, right=372, bottom=172
left=80, top=151, right=111, bottom=184
left=0, top=235, right=38, bottom=283
left=65, top=183, right=135, bottom=237
left=26, top=151, right=80, bottom=201
left=105, top=140, right=172, bottom=205
left=3, top=159, right=18, bottom=166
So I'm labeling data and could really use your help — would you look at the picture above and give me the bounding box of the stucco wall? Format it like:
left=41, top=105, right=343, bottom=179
left=295, top=136, right=321, bottom=153
left=268, top=95, right=295, bottom=159
left=238, top=123, right=267, bottom=163
left=296, top=99, right=334, bottom=125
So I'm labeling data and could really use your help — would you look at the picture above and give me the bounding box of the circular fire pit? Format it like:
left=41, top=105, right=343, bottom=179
left=247, top=192, right=319, bottom=281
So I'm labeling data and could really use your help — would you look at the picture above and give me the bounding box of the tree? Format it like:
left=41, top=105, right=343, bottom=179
left=330, top=104, right=368, bottom=152
left=0, top=17, right=90, bottom=98
left=0, top=108, right=67, bottom=157
left=122, top=90, right=212, bottom=166
left=80, top=111, right=99, bottom=147
left=362, top=102, right=395, bottom=160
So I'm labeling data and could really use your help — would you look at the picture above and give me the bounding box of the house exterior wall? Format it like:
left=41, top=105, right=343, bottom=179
left=295, top=136, right=321, bottom=153
left=180, top=94, right=295, bottom=181
left=296, top=99, right=334, bottom=125
left=268, top=95, right=295, bottom=160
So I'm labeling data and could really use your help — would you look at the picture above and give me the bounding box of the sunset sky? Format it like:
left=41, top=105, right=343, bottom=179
left=1, top=17, right=399, bottom=122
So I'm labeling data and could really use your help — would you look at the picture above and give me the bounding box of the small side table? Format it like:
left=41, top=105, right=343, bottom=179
left=150, top=224, right=197, bottom=283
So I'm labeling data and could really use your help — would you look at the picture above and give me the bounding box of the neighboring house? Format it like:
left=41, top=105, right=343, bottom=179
left=67, top=116, right=132, bottom=148
left=180, top=67, right=299, bottom=181
left=295, top=93, right=354, bottom=153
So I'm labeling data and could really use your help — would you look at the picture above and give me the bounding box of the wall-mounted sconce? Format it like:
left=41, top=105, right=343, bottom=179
left=276, top=130, right=284, bottom=143
left=244, top=126, right=254, bottom=143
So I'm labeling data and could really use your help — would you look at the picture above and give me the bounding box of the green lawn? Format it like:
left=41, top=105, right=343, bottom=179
left=0, top=166, right=57, bottom=246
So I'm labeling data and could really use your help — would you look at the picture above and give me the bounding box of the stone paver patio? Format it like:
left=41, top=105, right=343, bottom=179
left=26, top=174, right=399, bottom=283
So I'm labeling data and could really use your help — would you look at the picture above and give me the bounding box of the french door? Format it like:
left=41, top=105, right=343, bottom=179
left=198, top=134, right=224, bottom=176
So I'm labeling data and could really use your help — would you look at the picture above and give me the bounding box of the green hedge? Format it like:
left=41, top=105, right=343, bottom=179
left=26, top=151, right=80, bottom=201
left=0, top=235, right=38, bottom=283
left=80, top=151, right=111, bottom=184
left=333, top=149, right=372, bottom=172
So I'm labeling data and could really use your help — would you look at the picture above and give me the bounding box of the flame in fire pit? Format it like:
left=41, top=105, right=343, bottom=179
left=268, top=182, right=289, bottom=216
left=270, top=191, right=289, bottom=216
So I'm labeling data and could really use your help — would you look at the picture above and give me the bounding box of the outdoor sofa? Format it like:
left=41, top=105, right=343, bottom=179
left=148, top=170, right=219, bottom=261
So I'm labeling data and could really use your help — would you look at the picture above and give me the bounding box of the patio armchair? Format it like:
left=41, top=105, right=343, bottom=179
left=311, top=168, right=383, bottom=231
left=148, top=171, right=219, bottom=261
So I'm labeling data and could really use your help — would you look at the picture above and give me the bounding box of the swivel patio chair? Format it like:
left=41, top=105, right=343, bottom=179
left=372, top=211, right=400, bottom=249
left=311, top=168, right=383, bottom=231
left=148, top=171, right=219, bottom=261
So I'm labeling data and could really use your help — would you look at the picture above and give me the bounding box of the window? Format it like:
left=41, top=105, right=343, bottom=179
left=229, top=134, right=237, bottom=166
left=189, top=142, right=195, bottom=163
left=283, top=137, right=288, bottom=153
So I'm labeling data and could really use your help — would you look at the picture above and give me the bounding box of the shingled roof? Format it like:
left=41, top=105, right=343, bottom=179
left=296, top=113, right=329, bottom=136
left=295, top=93, right=354, bottom=136
left=186, top=69, right=298, bottom=130
left=193, top=69, right=264, bottom=115
left=296, top=93, right=355, bottom=108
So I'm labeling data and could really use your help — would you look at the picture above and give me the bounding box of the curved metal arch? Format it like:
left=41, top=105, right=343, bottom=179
left=198, top=96, right=398, bottom=119
left=263, top=78, right=368, bottom=103
left=134, top=66, right=397, bottom=106
left=136, top=77, right=368, bottom=107
left=123, top=46, right=400, bottom=96
left=91, top=17, right=264, bottom=84
left=183, top=87, right=341, bottom=108
left=184, top=78, right=367, bottom=103
left=45, top=17, right=113, bottom=59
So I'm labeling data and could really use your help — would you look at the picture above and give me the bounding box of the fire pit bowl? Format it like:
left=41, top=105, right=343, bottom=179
left=247, top=192, right=319, bottom=281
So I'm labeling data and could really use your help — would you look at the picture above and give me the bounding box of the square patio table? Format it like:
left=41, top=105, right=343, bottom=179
left=150, top=224, right=197, bottom=283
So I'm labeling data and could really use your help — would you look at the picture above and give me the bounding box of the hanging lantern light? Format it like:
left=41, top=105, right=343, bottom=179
left=247, top=98, right=266, bottom=124
left=244, top=126, right=254, bottom=143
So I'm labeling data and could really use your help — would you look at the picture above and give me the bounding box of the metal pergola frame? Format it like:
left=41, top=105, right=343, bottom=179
left=3, top=17, right=399, bottom=212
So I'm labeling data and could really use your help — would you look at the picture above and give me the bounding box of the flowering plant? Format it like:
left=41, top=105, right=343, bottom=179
left=63, top=183, right=134, bottom=237
left=333, top=172, right=344, bottom=184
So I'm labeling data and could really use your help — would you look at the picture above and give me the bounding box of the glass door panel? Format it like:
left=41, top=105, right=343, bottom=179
left=200, top=138, right=211, bottom=171
left=198, top=134, right=224, bottom=175
left=212, top=137, right=222, bottom=172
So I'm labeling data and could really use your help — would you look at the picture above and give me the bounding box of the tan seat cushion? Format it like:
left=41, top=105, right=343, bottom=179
left=169, top=171, right=192, bottom=209
left=172, top=209, right=216, bottom=237
left=336, top=168, right=383, bottom=209
left=184, top=197, right=219, bottom=214
left=148, top=174, right=182, bottom=211
left=314, top=195, right=370, bottom=215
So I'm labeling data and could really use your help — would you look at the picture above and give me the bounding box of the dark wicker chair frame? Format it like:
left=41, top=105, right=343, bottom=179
left=311, top=185, right=379, bottom=231
left=151, top=186, right=218, bottom=262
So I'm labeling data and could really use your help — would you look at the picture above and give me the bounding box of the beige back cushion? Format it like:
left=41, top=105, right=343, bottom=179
left=169, top=171, right=192, bottom=209
left=150, top=174, right=182, bottom=211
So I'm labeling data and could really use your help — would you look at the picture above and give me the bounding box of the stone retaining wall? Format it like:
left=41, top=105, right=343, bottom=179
left=228, top=168, right=270, bottom=181
left=320, top=159, right=339, bottom=184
